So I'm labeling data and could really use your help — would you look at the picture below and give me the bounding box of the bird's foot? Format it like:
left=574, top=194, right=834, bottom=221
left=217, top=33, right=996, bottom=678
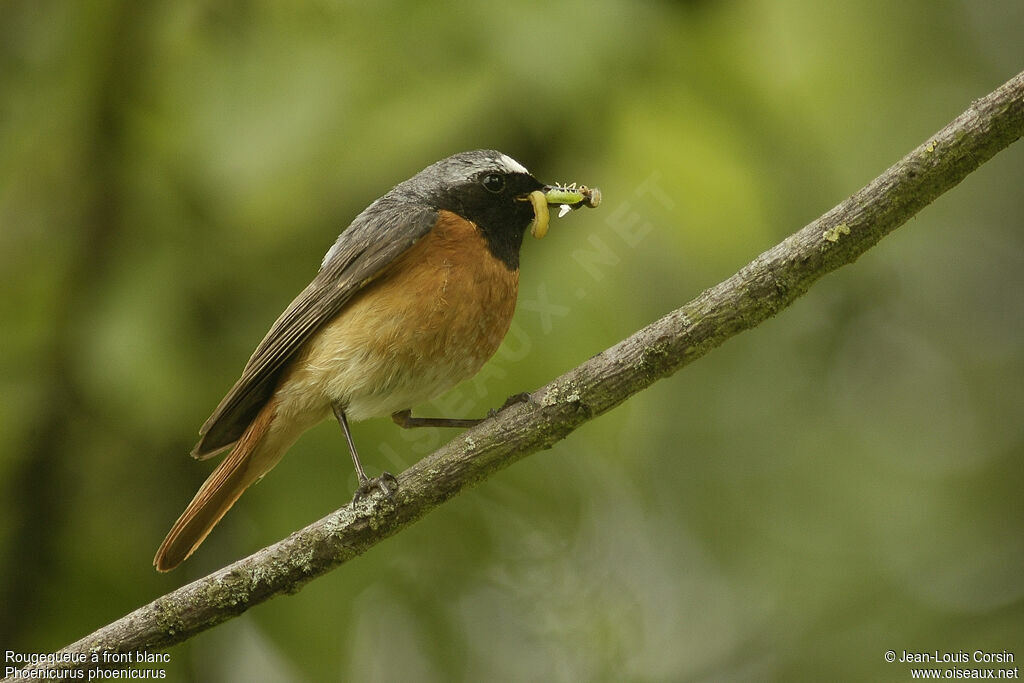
left=352, top=471, right=398, bottom=504
left=487, top=392, right=536, bottom=418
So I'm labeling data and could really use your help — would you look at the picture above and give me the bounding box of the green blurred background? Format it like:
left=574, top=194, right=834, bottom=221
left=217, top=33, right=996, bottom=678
left=2, top=1, right=1022, bottom=680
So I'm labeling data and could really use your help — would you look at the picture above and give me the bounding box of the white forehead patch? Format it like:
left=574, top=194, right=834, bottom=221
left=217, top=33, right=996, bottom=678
left=498, top=153, right=529, bottom=175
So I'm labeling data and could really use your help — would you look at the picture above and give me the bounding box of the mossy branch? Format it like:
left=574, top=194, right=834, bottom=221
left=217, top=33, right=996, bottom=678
left=9, top=70, right=1023, bottom=682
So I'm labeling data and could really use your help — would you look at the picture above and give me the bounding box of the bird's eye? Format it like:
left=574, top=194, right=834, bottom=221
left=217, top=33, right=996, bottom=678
left=482, top=173, right=505, bottom=193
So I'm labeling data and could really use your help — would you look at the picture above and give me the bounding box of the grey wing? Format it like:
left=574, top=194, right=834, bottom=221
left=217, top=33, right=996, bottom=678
left=191, top=204, right=438, bottom=458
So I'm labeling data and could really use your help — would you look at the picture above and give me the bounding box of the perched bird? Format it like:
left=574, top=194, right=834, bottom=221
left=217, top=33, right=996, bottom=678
left=154, top=149, right=600, bottom=571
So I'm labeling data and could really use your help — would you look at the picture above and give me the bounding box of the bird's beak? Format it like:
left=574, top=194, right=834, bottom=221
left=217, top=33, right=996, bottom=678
left=522, top=183, right=602, bottom=239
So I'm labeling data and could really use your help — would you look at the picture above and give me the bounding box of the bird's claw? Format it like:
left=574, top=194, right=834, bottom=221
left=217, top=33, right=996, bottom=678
left=352, top=471, right=398, bottom=503
left=487, top=392, right=535, bottom=418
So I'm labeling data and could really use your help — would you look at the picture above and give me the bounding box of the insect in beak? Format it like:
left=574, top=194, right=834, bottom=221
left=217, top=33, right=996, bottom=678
left=521, top=183, right=602, bottom=239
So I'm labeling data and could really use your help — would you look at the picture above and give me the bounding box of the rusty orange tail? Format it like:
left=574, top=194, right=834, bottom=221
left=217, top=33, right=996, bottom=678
left=154, top=401, right=278, bottom=572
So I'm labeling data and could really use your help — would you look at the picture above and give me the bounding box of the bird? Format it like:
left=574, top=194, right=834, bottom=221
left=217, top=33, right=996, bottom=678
left=154, top=149, right=600, bottom=571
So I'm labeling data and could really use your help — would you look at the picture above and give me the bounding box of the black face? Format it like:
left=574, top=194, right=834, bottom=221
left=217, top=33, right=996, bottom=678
left=435, top=169, right=544, bottom=270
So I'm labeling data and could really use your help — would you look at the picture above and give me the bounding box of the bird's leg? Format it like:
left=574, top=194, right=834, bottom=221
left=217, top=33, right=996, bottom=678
left=391, top=393, right=537, bottom=429
left=391, top=409, right=483, bottom=429
left=332, top=404, right=396, bottom=501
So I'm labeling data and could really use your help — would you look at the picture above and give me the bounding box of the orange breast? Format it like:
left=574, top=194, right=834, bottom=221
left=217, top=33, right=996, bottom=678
left=276, top=210, right=519, bottom=423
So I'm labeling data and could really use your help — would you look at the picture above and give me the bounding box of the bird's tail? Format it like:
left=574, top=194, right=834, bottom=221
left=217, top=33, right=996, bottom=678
left=154, top=399, right=282, bottom=572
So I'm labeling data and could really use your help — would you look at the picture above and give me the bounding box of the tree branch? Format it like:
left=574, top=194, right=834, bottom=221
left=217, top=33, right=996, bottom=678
left=11, top=70, right=1023, bottom=681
